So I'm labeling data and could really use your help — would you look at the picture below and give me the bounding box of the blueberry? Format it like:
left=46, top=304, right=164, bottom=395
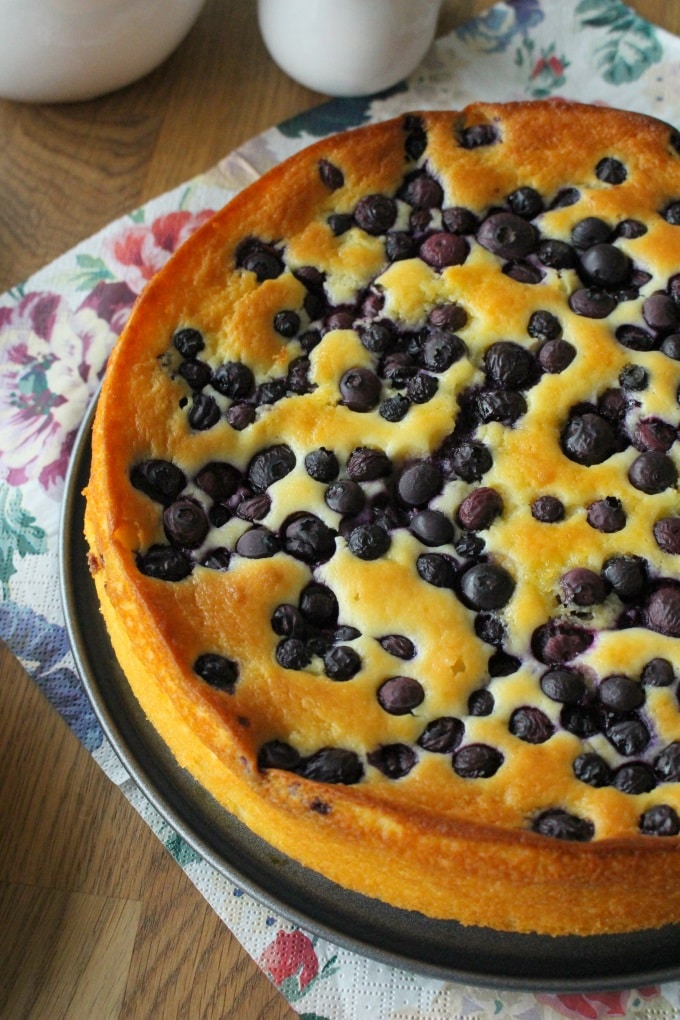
left=641, top=658, right=675, bottom=687
left=643, top=293, right=679, bottom=332
left=538, top=338, right=576, bottom=375
left=509, top=706, right=554, bottom=744
left=540, top=668, right=586, bottom=703
left=653, top=516, right=680, bottom=553
left=453, top=743, right=503, bottom=778
left=346, top=446, right=391, bottom=481
left=406, top=371, right=439, bottom=404
left=247, top=444, right=296, bottom=492
left=367, top=744, right=417, bottom=779
left=236, top=239, right=283, bottom=281
left=460, top=123, right=498, bottom=148
left=324, top=645, right=361, bottom=681
left=640, top=805, right=680, bottom=836
left=339, top=367, right=381, bottom=412
left=225, top=404, right=256, bottom=430
left=530, top=495, right=565, bottom=523
left=459, top=562, right=515, bottom=610
left=257, top=740, right=301, bottom=771
left=282, top=513, right=336, bottom=563
left=276, top=637, right=311, bottom=670
left=606, top=717, right=650, bottom=756
left=596, top=157, right=627, bottom=184
left=477, top=212, right=537, bottom=260
left=628, top=451, right=678, bottom=494
left=484, top=341, right=534, bottom=388
left=661, top=333, right=680, bottom=359
left=377, top=675, right=424, bottom=714
left=457, top=487, right=503, bottom=531
left=663, top=201, right=680, bottom=225
left=536, top=239, right=576, bottom=269
left=598, top=675, right=645, bottom=711
left=397, top=461, right=441, bottom=507
left=347, top=523, right=390, bottom=560
left=379, top=634, right=415, bottom=659
left=173, top=327, right=204, bottom=358
left=633, top=418, right=676, bottom=453
left=299, top=582, right=338, bottom=628
left=359, top=320, right=395, bottom=354
left=402, top=171, right=443, bottom=209
left=507, top=185, right=543, bottom=219
left=379, top=394, right=410, bottom=422
left=136, top=545, right=192, bottom=581
left=354, top=194, right=397, bottom=235
left=468, top=689, right=494, bottom=715
left=385, top=232, right=417, bottom=262
left=561, top=412, right=616, bottom=465
left=448, top=440, right=493, bottom=482
left=194, top=652, right=239, bottom=691
left=602, top=555, right=647, bottom=602
left=613, top=763, right=656, bottom=794
left=561, top=704, right=600, bottom=739
left=421, top=330, right=466, bottom=372
left=579, top=243, right=631, bottom=287
left=569, top=288, right=617, bottom=318
left=403, top=113, right=427, bottom=159
left=646, top=583, right=680, bottom=637
left=201, top=547, right=231, bottom=571
left=572, top=217, right=611, bottom=249
left=235, top=527, right=280, bottom=559
left=416, top=553, right=457, bottom=588
left=528, top=310, right=562, bottom=341
left=419, top=232, right=467, bottom=269
left=417, top=717, right=464, bottom=753
left=328, top=213, right=353, bottom=236
left=130, top=459, right=186, bottom=506
left=532, top=809, right=594, bottom=841
left=615, top=324, right=657, bottom=351
left=573, top=752, right=612, bottom=787
left=188, top=392, right=221, bottom=430
left=179, top=359, right=212, bottom=390
left=654, top=742, right=680, bottom=781
left=273, top=310, right=301, bottom=338
left=163, top=498, right=209, bottom=549
left=286, top=356, right=313, bottom=395
left=324, top=479, right=365, bottom=516
left=235, top=493, right=270, bottom=522
left=474, top=389, right=526, bottom=426
left=532, top=621, right=593, bottom=664
left=559, top=567, right=606, bottom=606
left=271, top=604, right=305, bottom=637
left=318, top=158, right=344, bottom=190
left=297, top=747, right=364, bottom=784
left=409, top=509, right=454, bottom=547
left=586, top=497, right=626, bottom=533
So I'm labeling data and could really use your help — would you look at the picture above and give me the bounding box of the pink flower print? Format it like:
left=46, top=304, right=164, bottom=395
left=259, top=929, right=319, bottom=993
left=537, top=986, right=660, bottom=1019
left=0, top=290, right=113, bottom=496
left=104, top=209, right=214, bottom=294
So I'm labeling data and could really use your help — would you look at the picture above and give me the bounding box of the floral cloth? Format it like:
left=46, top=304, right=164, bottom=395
left=3, top=2, right=680, bottom=1016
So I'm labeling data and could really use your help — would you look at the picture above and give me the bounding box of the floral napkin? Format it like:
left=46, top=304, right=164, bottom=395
left=3, top=2, right=680, bottom=1016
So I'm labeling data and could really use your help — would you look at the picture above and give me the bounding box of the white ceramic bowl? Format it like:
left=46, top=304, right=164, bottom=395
left=257, top=0, right=442, bottom=97
left=0, top=0, right=206, bottom=103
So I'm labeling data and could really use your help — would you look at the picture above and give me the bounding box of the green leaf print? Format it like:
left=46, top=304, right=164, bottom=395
left=576, top=0, right=662, bottom=84
left=0, top=485, right=47, bottom=597
left=73, top=252, right=115, bottom=291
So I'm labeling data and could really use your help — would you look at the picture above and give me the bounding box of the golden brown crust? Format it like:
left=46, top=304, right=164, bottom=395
left=85, top=102, right=680, bottom=935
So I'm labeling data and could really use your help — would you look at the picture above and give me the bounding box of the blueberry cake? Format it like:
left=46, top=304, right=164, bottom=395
left=85, top=102, right=680, bottom=936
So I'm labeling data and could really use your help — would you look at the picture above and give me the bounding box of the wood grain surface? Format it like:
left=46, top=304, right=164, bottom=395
left=1, top=2, right=679, bottom=1017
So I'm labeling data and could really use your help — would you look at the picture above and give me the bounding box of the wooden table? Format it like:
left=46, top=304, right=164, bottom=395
left=1, top=2, right=678, bottom=1016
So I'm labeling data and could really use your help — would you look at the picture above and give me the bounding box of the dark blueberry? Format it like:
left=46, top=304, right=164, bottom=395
left=179, top=358, right=212, bottom=390
left=417, top=717, right=464, bottom=753
left=173, top=327, right=204, bottom=358
left=324, top=645, right=361, bottom=681
left=225, top=403, right=256, bottom=430
left=324, top=479, right=365, bottom=516
left=474, top=389, right=527, bottom=426
left=643, top=293, right=679, bottom=332
left=573, top=752, right=612, bottom=787
left=619, top=364, right=648, bottom=391
left=255, top=377, right=287, bottom=405
left=561, top=412, right=616, bottom=466
left=382, top=351, right=417, bottom=387
left=282, top=513, right=336, bottom=563
left=617, top=218, right=647, bottom=238
left=531, top=495, right=565, bottom=523
left=453, top=743, right=503, bottom=779
left=297, top=747, right=364, bottom=785
left=247, top=445, right=295, bottom=493
left=194, top=652, right=239, bottom=691
left=406, top=371, right=439, bottom=404
left=489, top=651, right=520, bottom=677
left=318, top=158, right=344, bottom=190
left=276, top=637, right=311, bottom=670
left=663, top=201, right=680, bottom=225
left=646, top=583, right=680, bottom=637
left=598, top=675, right=645, bottom=711
left=201, top=547, right=231, bottom=570
left=572, top=217, right=612, bottom=249
left=136, top=545, right=192, bottom=581
left=613, top=762, right=656, bottom=794
left=550, top=187, right=580, bottom=209
left=299, top=329, right=322, bottom=354
left=468, top=689, right=494, bottom=716
left=354, top=194, right=397, bottom=235
left=560, top=567, right=606, bottom=606
left=305, top=447, right=339, bottom=483
left=257, top=739, right=301, bottom=771
left=640, top=805, right=680, bottom=836
left=379, top=394, right=411, bottom=423
left=236, top=238, right=283, bottom=281
left=615, top=324, right=657, bottom=351
left=377, top=675, right=424, bottom=715
left=661, top=333, right=680, bottom=359
left=642, top=658, right=675, bottom=687
left=586, top=496, right=626, bottom=533
left=503, top=260, right=544, bottom=285
left=596, top=157, right=627, bottom=184
left=212, top=361, right=255, bottom=399
left=507, top=185, right=543, bottom=219
left=484, top=341, right=534, bottom=388
left=509, top=706, right=554, bottom=744
left=194, top=461, right=240, bottom=501
left=402, top=171, right=443, bottom=209
left=528, top=310, right=562, bottom=342
left=409, top=509, right=454, bottom=547
left=477, top=212, right=537, bottom=260
left=561, top=704, right=600, bottom=739
left=602, top=555, right=647, bottom=601
left=271, top=604, right=305, bottom=638
left=633, top=418, right=676, bottom=453
left=569, top=288, right=617, bottom=318
left=236, top=493, right=271, bottom=522
left=655, top=742, right=680, bottom=781
left=532, top=809, right=594, bottom=842
left=359, top=320, right=395, bottom=354
left=379, top=635, right=415, bottom=660
left=287, top=359, right=313, bottom=397
left=347, top=446, right=391, bottom=482
left=339, top=366, right=381, bottom=412
left=188, top=392, right=220, bottom=430
left=654, top=516, right=680, bottom=553
left=208, top=504, right=231, bottom=528
left=299, top=584, right=337, bottom=630
left=607, top=717, right=650, bottom=756
left=417, top=552, right=457, bottom=588
left=397, top=461, right=441, bottom=507
left=347, top=523, right=390, bottom=561
left=334, top=625, right=360, bottom=644
left=130, top=459, right=186, bottom=506
left=421, top=329, right=466, bottom=372
left=328, top=212, right=353, bottom=236
left=455, top=532, right=485, bottom=558
left=457, top=487, right=503, bottom=532
left=385, top=231, right=417, bottom=262
left=442, top=206, right=478, bottom=235
left=367, top=744, right=417, bottom=779
left=419, top=232, right=468, bottom=269
left=628, top=450, right=678, bottom=494
left=163, top=498, right=209, bottom=549
left=273, top=310, right=301, bottom=338
left=536, top=239, right=576, bottom=269
left=459, top=562, right=515, bottom=610
left=475, top=612, right=504, bottom=646
left=235, top=527, right=280, bottom=559
left=532, top=621, right=593, bottom=664
left=541, top=668, right=586, bottom=703
left=460, top=122, right=498, bottom=148
left=403, top=114, right=427, bottom=159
